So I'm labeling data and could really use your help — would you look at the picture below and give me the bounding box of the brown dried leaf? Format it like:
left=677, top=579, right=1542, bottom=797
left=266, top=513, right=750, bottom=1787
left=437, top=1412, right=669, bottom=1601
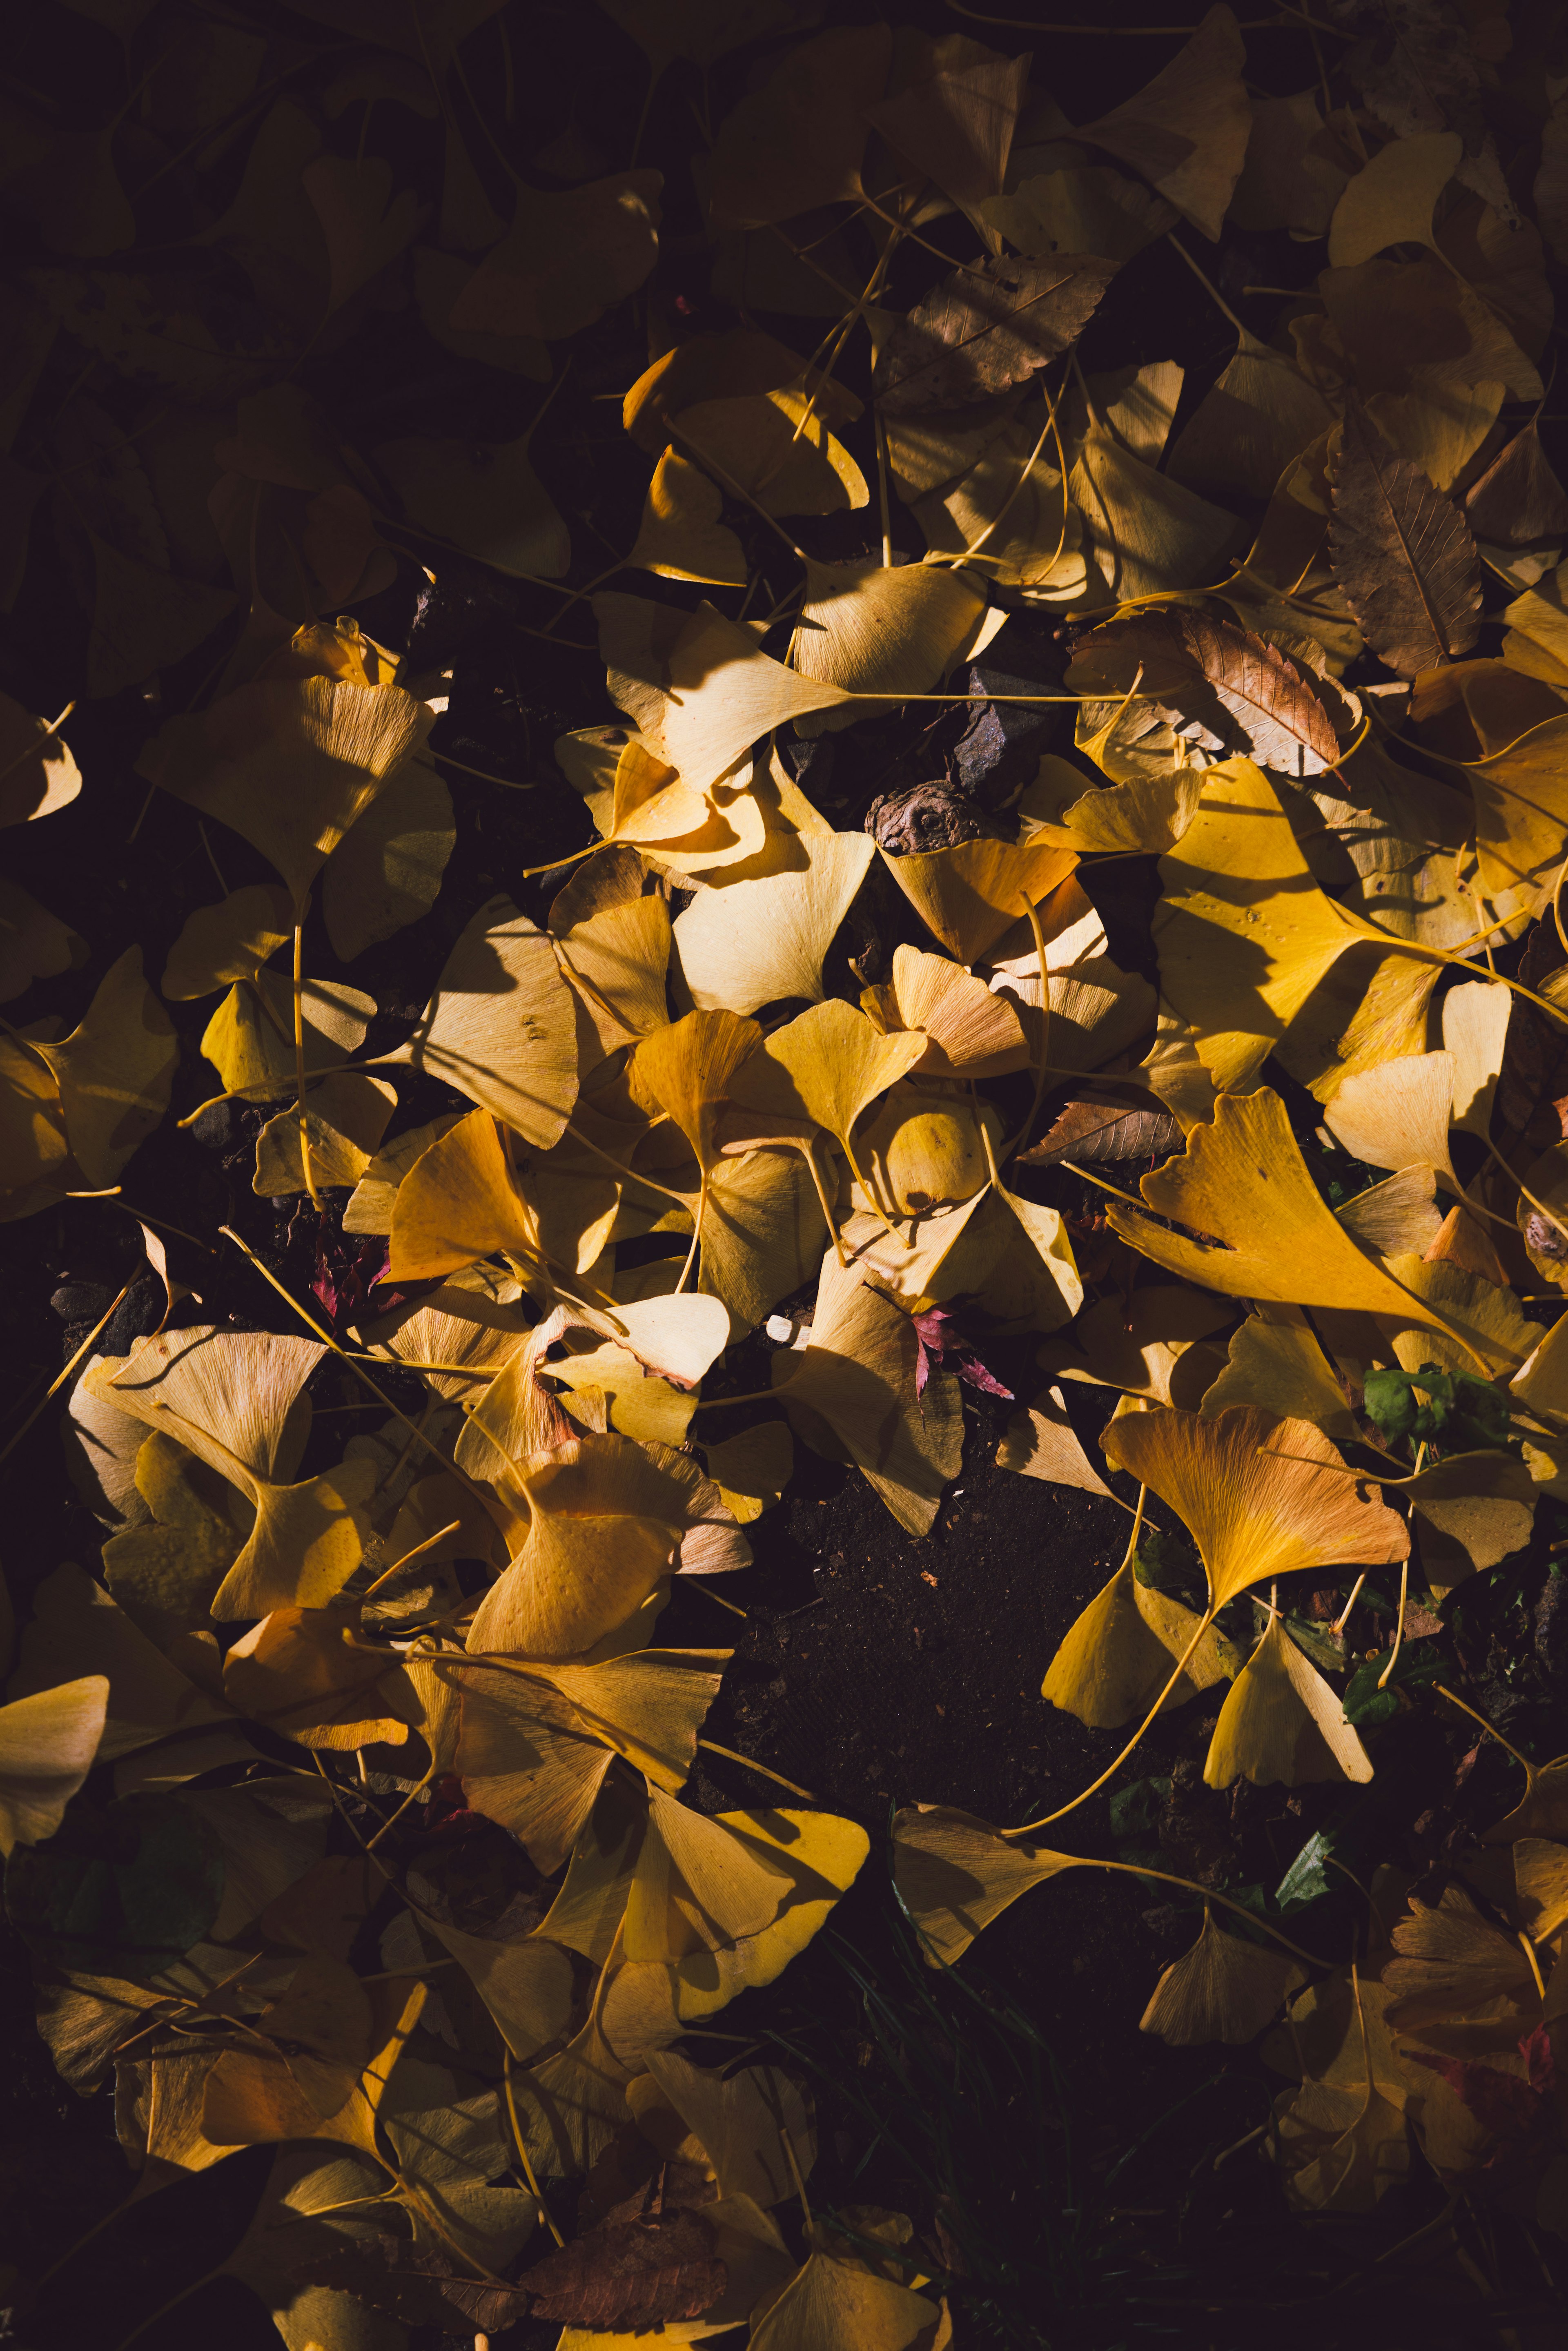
left=1067, top=606, right=1341, bottom=778
left=1021, top=1097, right=1183, bottom=1169
left=876, top=255, right=1114, bottom=416
left=521, top=2206, right=725, bottom=2329
left=1330, top=397, right=1482, bottom=679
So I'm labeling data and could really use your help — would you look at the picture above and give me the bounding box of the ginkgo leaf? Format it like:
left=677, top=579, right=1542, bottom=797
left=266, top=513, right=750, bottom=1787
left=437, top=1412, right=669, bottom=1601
left=222, top=1606, right=416, bottom=1751
left=399, top=895, right=579, bottom=1150
left=455, top=1665, right=625, bottom=1873
left=676, top=382, right=868, bottom=519
left=706, top=23, right=893, bottom=228
left=302, top=154, right=424, bottom=313
left=1076, top=4, right=1251, bottom=241
left=162, top=885, right=294, bottom=1000
left=376, top=434, right=569, bottom=577
left=891, top=1804, right=1082, bottom=1966
left=1198, top=1307, right=1359, bottom=1444
left=628, top=1008, right=763, bottom=1170
left=1323, top=1052, right=1459, bottom=1190
left=629, top=446, right=747, bottom=585
left=137, top=676, right=434, bottom=907
left=1042, top=1565, right=1237, bottom=1730
left=1203, top=1614, right=1373, bottom=1788
left=0, top=693, right=82, bottom=827
left=748, top=2249, right=944, bottom=2351
left=642, top=2047, right=813, bottom=2208
left=1140, top=1908, right=1305, bottom=2044
left=1465, top=420, right=1568, bottom=549
left=880, top=836, right=1077, bottom=965
left=1102, top=1406, right=1408, bottom=1613
left=198, top=972, right=376, bottom=1104
left=320, top=753, right=454, bottom=963
left=1326, top=128, right=1460, bottom=267
left=597, top=595, right=853, bottom=792
left=861, top=1082, right=1000, bottom=1216
left=466, top=1434, right=690, bottom=1660
left=1330, top=396, right=1482, bottom=680
left=673, top=831, right=876, bottom=1012
left=385, top=1107, right=543, bottom=1281
left=1020, top=757, right=1203, bottom=856
left=996, top=1383, right=1116, bottom=1494
left=875, top=254, right=1114, bottom=414
left=1072, top=424, right=1243, bottom=604
left=1464, top=711, right=1568, bottom=909
left=738, top=1000, right=926, bottom=1170
left=34, top=947, right=177, bottom=1188
left=252, top=1071, right=396, bottom=1197
left=862, top=942, right=1028, bottom=1079
left=0, top=1678, right=108, bottom=1856
left=790, top=557, right=986, bottom=726
left=8, top=1564, right=228, bottom=1762
left=1153, top=758, right=1446, bottom=1096
left=448, top=172, right=663, bottom=342
left=1164, top=330, right=1334, bottom=504
left=772, top=1250, right=962, bottom=1535
left=1105, top=1090, right=1472, bottom=1346
left=624, top=1785, right=797, bottom=1963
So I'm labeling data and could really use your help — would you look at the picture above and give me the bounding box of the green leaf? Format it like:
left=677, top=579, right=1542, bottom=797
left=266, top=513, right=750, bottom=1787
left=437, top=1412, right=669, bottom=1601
left=1109, top=1776, right=1169, bottom=1839
left=4, top=1793, right=225, bottom=1975
left=1275, top=1829, right=1335, bottom=1914
left=1342, top=1640, right=1443, bottom=1727
left=1362, top=1362, right=1513, bottom=1453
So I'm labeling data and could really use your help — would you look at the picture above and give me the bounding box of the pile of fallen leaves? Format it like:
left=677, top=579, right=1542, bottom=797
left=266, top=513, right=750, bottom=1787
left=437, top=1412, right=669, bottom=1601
left=8, top=0, right=1568, bottom=2342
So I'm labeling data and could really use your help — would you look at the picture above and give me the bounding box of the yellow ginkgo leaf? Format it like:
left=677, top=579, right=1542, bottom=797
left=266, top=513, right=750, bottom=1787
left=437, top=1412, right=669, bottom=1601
left=137, top=676, right=433, bottom=907
left=1466, top=711, right=1568, bottom=913
left=1154, top=759, right=1445, bottom=1096
left=466, top=1433, right=690, bottom=1661
left=0, top=1677, right=108, bottom=1856
left=385, top=1108, right=547, bottom=1281
left=455, top=1664, right=629, bottom=1872
left=628, top=1007, right=763, bottom=1170
left=1042, top=1565, right=1237, bottom=1731
left=1141, top=1907, right=1306, bottom=2045
left=1203, top=1614, right=1373, bottom=1789
left=252, top=1072, right=395, bottom=1198
left=0, top=691, right=82, bottom=827
left=33, top=947, right=178, bottom=1190
left=675, top=381, right=868, bottom=519
left=399, top=895, right=579, bottom=1151
left=673, top=830, right=877, bottom=1012
left=1102, top=1406, right=1408, bottom=1613
left=222, top=1606, right=417, bottom=1750
left=628, top=446, right=747, bottom=585
left=1323, top=1052, right=1459, bottom=1189
left=1071, top=423, right=1242, bottom=604
left=624, top=1785, right=797, bottom=1962
left=201, top=1976, right=425, bottom=2154
left=891, top=1804, right=1082, bottom=1967
left=861, top=1081, right=1002, bottom=1218
left=1325, top=129, right=1459, bottom=267
left=1105, top=1088, right=1470, bottom=1346
left=597, top=594, right=853, bottom=792
left=1198, top=1307, right=1359, bottom=1444
left=772, top=1250, right=962, bottom=1535
left=862, top=943, right=1028, bottom=1079
left=748, top=2249, right=944, bottom=2351
left=996, top=1382, right=1116, bottom=1494
left=739, top=1000, right=926, bottom=1172
left=1020, top=754, right=1204, bottom=856
left=554, top=893, right=672, bottom=1053
left=198, top=971, right=376, bottom=1105
left=162, top=885, right=294, bottom=1000
left=789, top=557, right=987, bottom=731
left=881, top=836, right=1079, bottom=965
left=697, top=1421, right=794, bottom=1524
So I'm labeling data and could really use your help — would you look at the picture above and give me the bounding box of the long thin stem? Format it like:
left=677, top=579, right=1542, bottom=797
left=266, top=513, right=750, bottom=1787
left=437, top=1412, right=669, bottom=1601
left=504, top=2050, right=566, bottom=2246
left=1483, top=1133, right=1568, bottom=1249
left=1006, top=1611, right=1217, bottom=1834
left=292, top=914, right=320, bottom=1212
left=675, top=1173, right=707, bottom=1293
left=1434, top=1682, right=1538, bottom=1777
left=0, top=1281, right=131, bottom=1467
left=696, top=1738, right=817, bottom=1800
left=1002, top=892, right=1056, bottom=1161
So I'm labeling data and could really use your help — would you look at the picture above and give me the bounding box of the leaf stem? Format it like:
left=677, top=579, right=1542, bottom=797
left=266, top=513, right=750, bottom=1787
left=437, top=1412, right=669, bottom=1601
left=0, top=1281, right=131, bottom=1468
left=292, top=913, right=321, bottom=1212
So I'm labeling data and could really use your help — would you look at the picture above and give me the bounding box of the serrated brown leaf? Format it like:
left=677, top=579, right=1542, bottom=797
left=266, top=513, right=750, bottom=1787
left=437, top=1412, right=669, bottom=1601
left=1066, top=606, right=1341, bottom=777
left=1329, top=397, right=1481, bottom=680
left=876, top=254, right=1115, bottom=415
left=1021, top=1098, right=1183, bottom=1169
left=1463, top=421, right=1568, bottom=548
left=521, top=2208, right=726, bottom=2329
left=305, top=2236, right=531, bottom=2332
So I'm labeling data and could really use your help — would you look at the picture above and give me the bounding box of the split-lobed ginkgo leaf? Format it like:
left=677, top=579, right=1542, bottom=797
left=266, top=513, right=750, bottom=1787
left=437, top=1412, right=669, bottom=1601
left=0, top=1677, right=108, bottom=1857
left=1107, top=1088, right=1467, bottom=1344
left=1042, top=1563, right=1237, bottom=1729
left=1203, top=1614, right=1373, bottom=1789
left=673, top=832, right=876, bottom=1013
left=1140, top=1907, right=1306, bottom=2045
left=862, top=943, right=1028, bottom=1079
left=137, top=676, right=433, bottom=907
left=891, top=1804, right=1081, bottom=1966
left=737, top=1000, right=925, bottom=1172
left=1103, top=1405, right=1409, bottom=1613
left=881, top=836, right=1078, bottom=966
left=628, top=1008, right=763, bottom=1170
